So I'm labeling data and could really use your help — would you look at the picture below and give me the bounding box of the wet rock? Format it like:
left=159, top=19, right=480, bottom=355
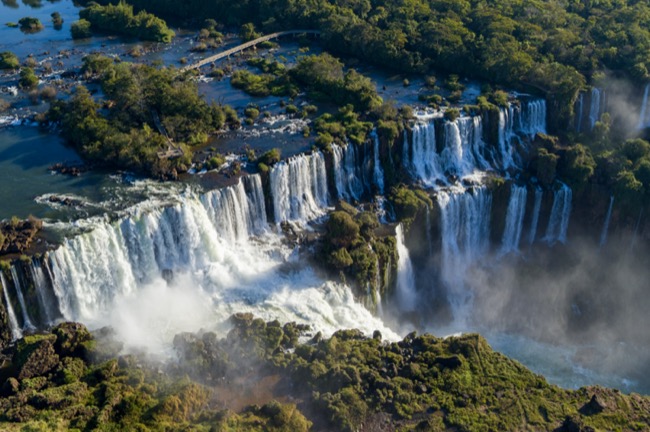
left=0, top=217, right=43, bottom=255
left=162, top=268, right=174, bottom=283
left=579, top=393, right=614, bottom=416
left=558, top=415, right=596, bottom=432
left=52, top=322, right=93, bottom=358
left=13, top=334, right=60, bottom=380
left=435, top=355, right=463, bottom=369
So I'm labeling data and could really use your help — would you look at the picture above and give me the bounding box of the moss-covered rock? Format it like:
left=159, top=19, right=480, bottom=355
left=13, top=334, right=59, bottom=380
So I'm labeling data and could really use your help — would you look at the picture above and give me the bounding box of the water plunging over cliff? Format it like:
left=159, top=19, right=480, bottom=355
left=270, top=152, right=329, bottom=223
left=500, top=185, right=527, bottom=255
left=10, top=267, right=35, bottom=331
left=544, top=183, right=572, bottom=244
left=395, top=224, right=417, bottom=311
left=528, top=187, right=543, bottom=245
left=600, top=196, right=615, bottom=247
left=437, top=187, right=492, bottom=316
left=332, top=143, right=364, bottom=201
left=403, top=99, right=546, bottom=185
left=1, top=273, right=22, bottom=340
left=372, top=131, right=385, bottom=195
left=38, top=174, right=397, bottom=354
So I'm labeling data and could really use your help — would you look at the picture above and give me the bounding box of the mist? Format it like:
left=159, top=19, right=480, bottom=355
left=390, top=225, right=650, bottom=394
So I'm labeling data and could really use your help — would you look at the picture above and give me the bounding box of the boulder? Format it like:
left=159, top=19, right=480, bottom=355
left=13, top=334, right=60, bottom=380
left=52, top=322, right=93, bottom=358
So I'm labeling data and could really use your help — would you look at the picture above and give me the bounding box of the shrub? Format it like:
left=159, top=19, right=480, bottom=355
left=71, top=19, right=92, bottom=39
left=0, top=51, right=20, bottom=69
left=19, top=67, right=39, bottom=89
left=18, top=17, right=43, bottom=33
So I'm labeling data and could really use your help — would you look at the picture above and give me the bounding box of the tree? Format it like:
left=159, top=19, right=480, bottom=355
left=19, top=67, right=38, bottom=89
left=71, top=19, right=92, bottom=39
left=0, top=51, right=19, bottom=69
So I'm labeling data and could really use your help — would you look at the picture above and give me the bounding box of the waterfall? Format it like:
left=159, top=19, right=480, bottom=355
left=270, top=152, right=329, bottom=223
left=438, top=187, right=491, bottom=313
left=498, top=106, right=516, bottom=170
left=201, top=175, right=267, bottom=243
left=575, top=93, right=584, bottom=132
left=372, top=132, right=385, bottom=195
left=29, top=259, right=59, bottom=325
left=497, top=100, right=547, bottom=171
left=42, top=172, right=399, bottom=352
left=407, top=120, right=443, bottom=186
left=10, top=267, right=35, bottom=330
left=519, top=99, right=547, bottom=137
left=332, top=144, right=364, bottom=201
left=500, top=185, right=527, bottom=255
left=395, top=224, right=417, bottom=312
left=599, top=196, right=614, bottom=248
left=528, top=187, right=543, bottom=245
left=49, top=175, right=270, bottom=322
left=589, top=88, right=601, bottom=129
left=1, top=273, right=22, bottom=340
left=544, top=183, right=572, bottom=244
left=638, top=84, right=650, bottom=130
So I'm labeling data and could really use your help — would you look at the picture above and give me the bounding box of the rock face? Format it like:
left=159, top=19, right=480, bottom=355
left=13, top=335, right=59, bottom=380
left=52, top=322, right=93, bottom=359
left=0, top=217, right=42, bottom=256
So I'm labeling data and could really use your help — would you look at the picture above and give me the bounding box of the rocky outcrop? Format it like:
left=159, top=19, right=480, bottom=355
left=0, top=217, right=42, bottom=256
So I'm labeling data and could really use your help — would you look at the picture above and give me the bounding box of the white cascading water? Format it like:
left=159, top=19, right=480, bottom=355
left=544, top=183, right=572, bottom=244
left=29, top=259, right=57, bottom=325
left=528, top=187, right=543, bottom=245
left=589, top=88, right=602, bottom=129
left=500, top=185, right=527, bottom=255
left=1, top=273, right=22, bottom=340
left=332, top=144, right=364, bottom=201
left=498, top=106, right=517, bottom=170
left=270, top=151, right=329, bottom=223
left=395, top=224, right=417, bottom=311
left=575, top=93, right=584, bottom=132
left=599, top=196, right=615, bottom=247
left=372, top=131, right=385, bottom=195
left=45, top=174, right=397, bottom=355
left=438, top=187, right=491, bottom=317
left=406, top=120, right=444, bottom=186
left=519, top=99, right=547, bottom=137
left=498, top=100, right=547, bottom=171
left=637, top=84, right=650, bottom=130
left=10, top=267, right=35, bottom=330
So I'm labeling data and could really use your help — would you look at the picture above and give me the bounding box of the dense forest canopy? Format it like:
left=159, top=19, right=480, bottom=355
left=82, top=0, right=650, bottom=129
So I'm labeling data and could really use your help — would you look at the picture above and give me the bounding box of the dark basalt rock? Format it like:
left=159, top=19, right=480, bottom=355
left=13, top=335, right=59, bottom=380
left=52, top=322, right=93, bottom=359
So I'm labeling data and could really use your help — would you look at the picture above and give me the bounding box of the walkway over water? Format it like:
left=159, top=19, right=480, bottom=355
left=180, top=30, right=321, bottom=72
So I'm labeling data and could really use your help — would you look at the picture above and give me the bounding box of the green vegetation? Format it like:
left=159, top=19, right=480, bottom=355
left=79, top=1, right=174, bottom=43
left=45, top=60, right=237, bottom=178
left=84, top=0, right=650, bottom=131
left=70, top=19, right=91, bottom=39
left=18, top=67, right=38, bottom=90
left=0, top=315, right=649, bottom=431
left=18, top=17, right=43, bottom=33
left=319, top=202, right=396, bottom=300
left=0, top=51, right=19, bottom=70
left=388, top=185, right=433, bottom=227
left=239, top=22, right=260, bottom=42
